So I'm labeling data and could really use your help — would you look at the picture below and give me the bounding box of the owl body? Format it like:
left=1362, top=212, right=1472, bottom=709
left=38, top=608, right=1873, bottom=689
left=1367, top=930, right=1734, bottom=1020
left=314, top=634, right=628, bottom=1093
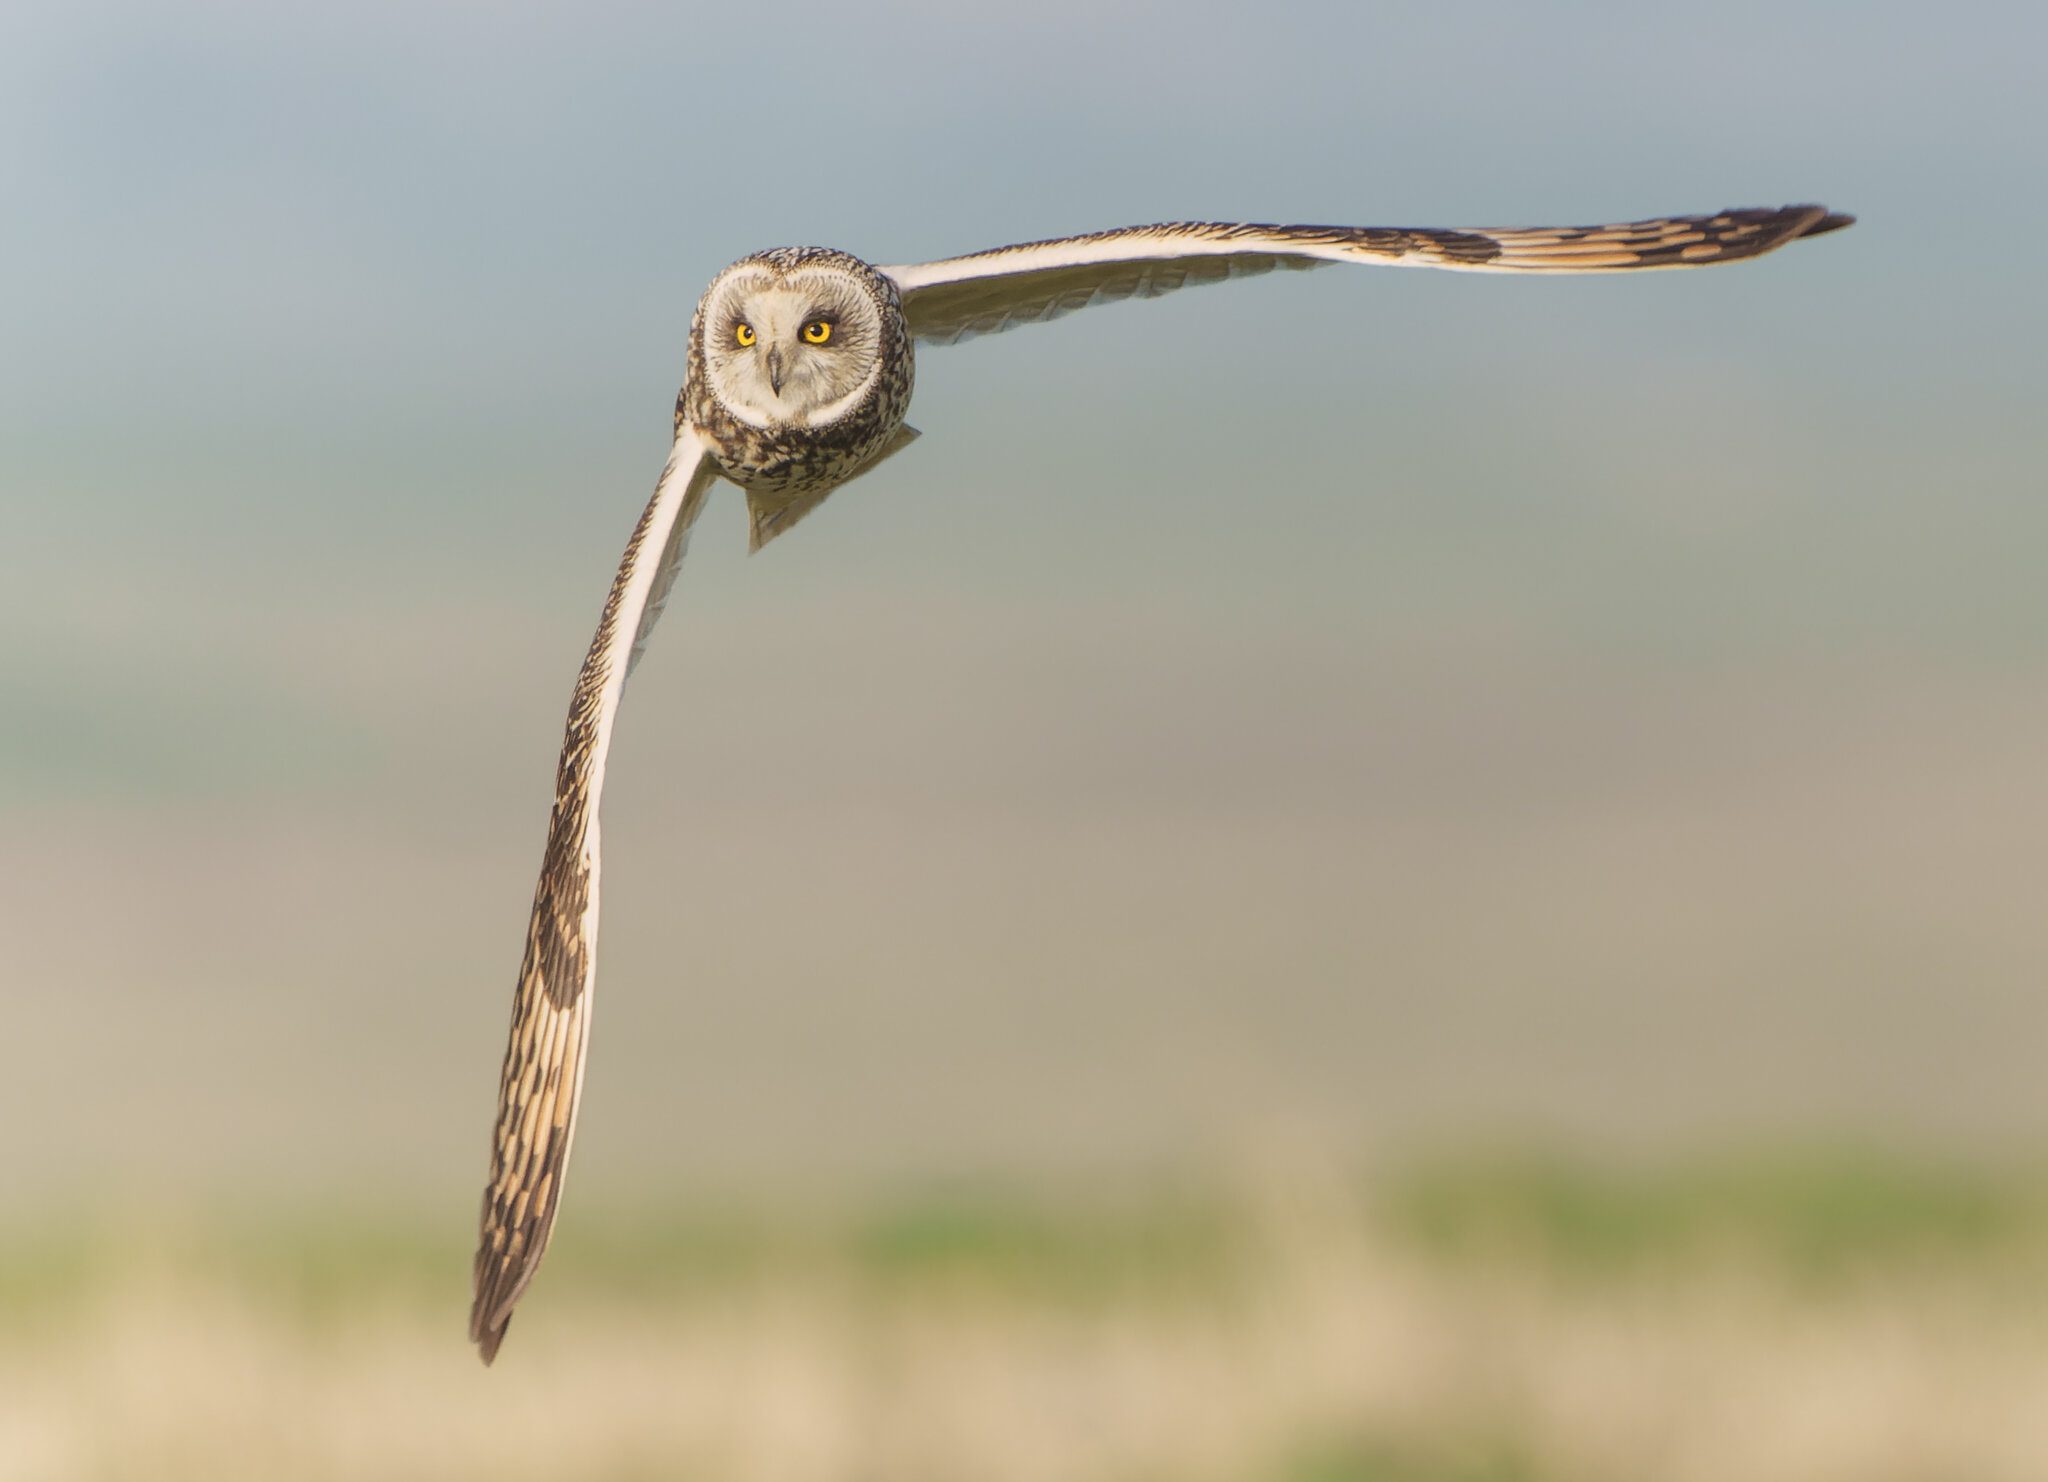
left=679, top=246, right=915, bottom=513
left=474, top=203, right=1854, bottom=1363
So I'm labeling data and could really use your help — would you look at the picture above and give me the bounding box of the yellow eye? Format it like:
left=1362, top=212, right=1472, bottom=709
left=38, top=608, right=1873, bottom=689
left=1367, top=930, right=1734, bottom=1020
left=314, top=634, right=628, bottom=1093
left=734, top=322, right=756, bottom=347
left=801, top=319, right=832, bottom=345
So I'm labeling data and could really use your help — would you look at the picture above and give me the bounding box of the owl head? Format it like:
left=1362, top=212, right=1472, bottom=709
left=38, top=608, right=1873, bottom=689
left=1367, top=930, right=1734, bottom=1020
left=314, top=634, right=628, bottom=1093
left=696, top=248, right=898, bottom=429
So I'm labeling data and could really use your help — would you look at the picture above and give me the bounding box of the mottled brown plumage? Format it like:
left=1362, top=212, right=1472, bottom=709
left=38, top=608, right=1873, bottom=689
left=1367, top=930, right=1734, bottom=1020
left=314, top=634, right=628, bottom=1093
left=472, top=203, right=1853, bottom=1362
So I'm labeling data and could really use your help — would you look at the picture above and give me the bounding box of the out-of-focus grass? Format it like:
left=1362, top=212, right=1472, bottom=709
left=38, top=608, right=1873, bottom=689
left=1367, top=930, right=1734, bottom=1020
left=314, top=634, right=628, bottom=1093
left=1278, top=1431, right=1544, bottom=1482
left=848, top=1183, right=1242, bottom=1297
left=1380, top=1145, right=2048, bottom=1284
left=16, top=1145, right=2040, bottom=1317
left=0, top=1185, right=1251, bottom=1326
left=6, top=1148, right=2048, bottom=1482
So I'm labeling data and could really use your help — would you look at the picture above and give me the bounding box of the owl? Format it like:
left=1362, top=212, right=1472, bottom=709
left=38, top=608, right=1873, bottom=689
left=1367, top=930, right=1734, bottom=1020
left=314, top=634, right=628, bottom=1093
left=470, top=203, right=1853, bottom=1361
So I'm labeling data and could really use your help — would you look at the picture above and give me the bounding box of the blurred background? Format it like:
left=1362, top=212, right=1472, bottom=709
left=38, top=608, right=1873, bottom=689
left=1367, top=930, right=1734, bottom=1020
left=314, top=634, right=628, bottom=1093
left=4, top=2, right=2046, bottom=1478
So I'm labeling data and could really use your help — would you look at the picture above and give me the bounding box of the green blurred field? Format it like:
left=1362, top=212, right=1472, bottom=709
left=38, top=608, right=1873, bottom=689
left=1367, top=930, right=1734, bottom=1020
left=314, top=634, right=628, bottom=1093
left=8, top=1147, right=2046, bottom=1482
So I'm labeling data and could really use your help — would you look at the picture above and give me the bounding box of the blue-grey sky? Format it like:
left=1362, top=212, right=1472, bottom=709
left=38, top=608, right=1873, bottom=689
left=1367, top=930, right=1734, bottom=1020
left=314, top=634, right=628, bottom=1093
left=4, top=1, right=2046, bottom=1202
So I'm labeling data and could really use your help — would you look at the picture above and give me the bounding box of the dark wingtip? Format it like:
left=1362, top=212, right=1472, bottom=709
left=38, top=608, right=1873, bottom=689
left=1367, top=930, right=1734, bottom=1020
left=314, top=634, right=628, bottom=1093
left=475, top=1316, right=506, bottom=1365
left=470, top=1269, right=509, bottom=1365
left=1796, top=208, right=1856, bottom=239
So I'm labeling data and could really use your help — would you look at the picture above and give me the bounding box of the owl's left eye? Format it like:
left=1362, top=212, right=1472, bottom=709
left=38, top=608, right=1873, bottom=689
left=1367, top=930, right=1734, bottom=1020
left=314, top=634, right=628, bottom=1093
left=801, top=319, right=833, bottom=345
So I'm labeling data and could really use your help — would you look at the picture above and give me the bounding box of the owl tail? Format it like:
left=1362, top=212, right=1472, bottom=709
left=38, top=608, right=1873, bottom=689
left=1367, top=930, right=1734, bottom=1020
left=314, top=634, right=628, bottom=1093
left=746, top=425, right=921, bottom=552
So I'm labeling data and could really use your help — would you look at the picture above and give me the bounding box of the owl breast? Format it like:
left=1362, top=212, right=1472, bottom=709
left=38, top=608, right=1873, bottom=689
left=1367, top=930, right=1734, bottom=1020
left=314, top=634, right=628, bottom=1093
left=677, top=247, right=915, bottom=499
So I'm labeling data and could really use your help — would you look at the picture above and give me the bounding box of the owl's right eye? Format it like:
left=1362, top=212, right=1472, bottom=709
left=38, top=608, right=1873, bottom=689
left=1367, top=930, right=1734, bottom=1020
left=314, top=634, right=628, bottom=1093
left=734, top=323, right=756, bottom=347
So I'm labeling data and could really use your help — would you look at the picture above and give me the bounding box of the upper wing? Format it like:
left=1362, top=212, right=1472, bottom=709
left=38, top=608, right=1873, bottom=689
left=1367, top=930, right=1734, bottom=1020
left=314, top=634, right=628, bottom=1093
left=470, top=426, right=720, bottom=1365
left=882, top=205, right=1853, bottom=346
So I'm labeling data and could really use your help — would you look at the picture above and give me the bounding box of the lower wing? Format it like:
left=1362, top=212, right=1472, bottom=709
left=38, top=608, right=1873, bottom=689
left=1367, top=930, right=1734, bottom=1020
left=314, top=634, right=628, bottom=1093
left=470, top=426, right=719, bottom=1364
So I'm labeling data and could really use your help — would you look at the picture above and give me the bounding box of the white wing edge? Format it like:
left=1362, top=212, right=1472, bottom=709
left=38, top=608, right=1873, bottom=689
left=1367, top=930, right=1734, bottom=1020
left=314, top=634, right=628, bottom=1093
left=548, top=423, right=720, bottom=1213
left=632, top=429, right=723, bottom=675
left=880, top=224, right=1356, bottom=293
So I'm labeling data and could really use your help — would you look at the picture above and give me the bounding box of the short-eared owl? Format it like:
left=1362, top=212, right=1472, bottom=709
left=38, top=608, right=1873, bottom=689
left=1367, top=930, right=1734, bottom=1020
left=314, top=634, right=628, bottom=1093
left=471, top=204, right=1853, bottom=1361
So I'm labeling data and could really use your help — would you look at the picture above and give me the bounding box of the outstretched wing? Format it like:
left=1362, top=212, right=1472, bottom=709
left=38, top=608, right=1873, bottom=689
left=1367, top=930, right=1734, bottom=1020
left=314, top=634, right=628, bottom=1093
left=471, top=426, right=720, bottom=1365
left=882, top=205, right=1853, bottom=346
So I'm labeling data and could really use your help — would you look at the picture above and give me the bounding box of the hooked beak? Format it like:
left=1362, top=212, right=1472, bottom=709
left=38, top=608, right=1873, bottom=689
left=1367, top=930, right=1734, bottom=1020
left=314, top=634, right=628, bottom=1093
left=765, top=346, right=785, bottom=395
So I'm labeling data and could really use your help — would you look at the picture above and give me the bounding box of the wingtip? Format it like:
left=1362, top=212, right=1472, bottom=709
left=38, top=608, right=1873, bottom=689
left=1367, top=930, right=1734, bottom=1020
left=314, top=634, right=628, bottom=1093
left=469, top=1258, right=514, bottom=1365
left=1794, top=206, right=1855, bottom=239
left=474, top=1314, right=507, bottom=1366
